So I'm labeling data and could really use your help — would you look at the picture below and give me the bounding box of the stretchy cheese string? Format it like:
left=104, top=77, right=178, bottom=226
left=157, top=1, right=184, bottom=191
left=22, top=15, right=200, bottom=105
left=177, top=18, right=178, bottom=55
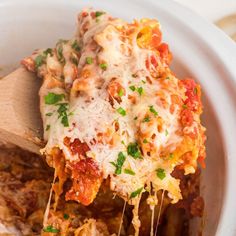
left=118, top=200, right=127, bottom=236
left=150, top=192, right=156, bottom=236
left=154, top=190, right=165, bottom=236
left=43, top=173, right=56, bottom=226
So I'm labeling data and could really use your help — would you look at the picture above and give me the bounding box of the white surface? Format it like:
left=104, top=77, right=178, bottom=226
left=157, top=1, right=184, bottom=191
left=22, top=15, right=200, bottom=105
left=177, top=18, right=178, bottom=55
left=0, top=0, right=236, bottom=235
left=175, top=0, right=236, bottom=22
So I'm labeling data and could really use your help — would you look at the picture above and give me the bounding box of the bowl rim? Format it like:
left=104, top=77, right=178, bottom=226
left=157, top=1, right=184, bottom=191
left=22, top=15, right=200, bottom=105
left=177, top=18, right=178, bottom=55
left=1, top=0, right=236, bottom=235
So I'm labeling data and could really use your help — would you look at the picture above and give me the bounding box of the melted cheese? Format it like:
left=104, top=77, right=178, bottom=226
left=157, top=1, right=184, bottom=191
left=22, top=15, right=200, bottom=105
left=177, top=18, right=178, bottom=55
left=23, top=8, right=206, bottom=235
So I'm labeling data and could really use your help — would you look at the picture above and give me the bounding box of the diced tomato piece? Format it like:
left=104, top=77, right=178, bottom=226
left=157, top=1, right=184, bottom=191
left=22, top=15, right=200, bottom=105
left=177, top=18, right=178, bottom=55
left=64, top=137, right=90, bottom=157
left=158, top=43, right=172, bottom=65
left=82, top=11, right=88, bottom=17
left=150, top=55, right=158, bottom=67
left=66, top=158, right=102, bottom=205
left=181, top=109, right=193, bottom=126
left=181, top=79, right=200, bottom=112
left=151, top=27, right=162, bottom=48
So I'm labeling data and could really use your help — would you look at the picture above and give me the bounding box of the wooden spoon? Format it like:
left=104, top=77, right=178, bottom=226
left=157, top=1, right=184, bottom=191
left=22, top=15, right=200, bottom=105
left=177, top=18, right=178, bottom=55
left=0, top=67, right=43, bottom=154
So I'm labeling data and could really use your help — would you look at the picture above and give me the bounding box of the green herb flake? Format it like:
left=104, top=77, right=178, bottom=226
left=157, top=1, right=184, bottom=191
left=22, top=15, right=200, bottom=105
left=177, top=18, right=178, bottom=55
left=121, top=140, right=125, bottom=145
left=165, top=129, right=168, bottom=136
left=130, top=187, right=143, bottom=198
left=142, top=116, right=150, bottom=123
left=117, top=107, right=126, bottom=116
left=143, top=138, right=148, bottom=143
left=169, top=153, right=174, bottom=159
left=166, top=76, right=170, bottom=80
left=46, top=112, right=53, bottom=116
left=71, top=56, right=78, bottom=65
left=182, top=104, right=188, bottom=109
left=86, top=57, right=93, bottom=65
left=124, top=169, right=135, bottom=175
left=110, top=161, right=117, bottom=167
left=149, top=105, right=158, bottom=116
left=156, top=168, right=166, bottom=180
left=127, top=142, right=141, bottom=159
left=137, top=87, right=144, bottom=96
left=61, top=115, right=69, bottom=127
left=63, top=214, right=69, bottom=220
left=35, top=55, right=44, bottom=69
left=194, top=87, right=198, bottom=95
left=43, top=225, right=60, bottom=233
left=99, top=63, right=108, bottom=70
left=57, top=45, right=64, bottom=63
left=43, top=48, right=53, bottom=56
left=129, top=85, right=136, bottom=91
left=118, top=89, right=124, bottom=97
left=71, top=40, right=81, bottom=52
left=142, top=80, right=146, bottom=84
left=116, top=152, right=126, bottom=174
left=57, top=103, right=68, bottom=116
left=111, top=152, right=126, bottom=175
left=56, top=103, right=69, bottom=127
left=45, top=93, right=65, bottom=105
left=95, top=11, right=105, bottom=17
left=46, top=125, right=50, bottom=131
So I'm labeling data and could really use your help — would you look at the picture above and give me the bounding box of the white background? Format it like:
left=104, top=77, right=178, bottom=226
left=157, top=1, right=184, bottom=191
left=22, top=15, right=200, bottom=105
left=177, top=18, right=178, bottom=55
left=175, top=0, right=236, bottom=22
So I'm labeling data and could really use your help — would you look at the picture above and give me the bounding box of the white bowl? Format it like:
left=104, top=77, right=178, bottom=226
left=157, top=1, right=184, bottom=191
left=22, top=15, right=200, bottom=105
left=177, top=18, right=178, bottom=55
left=0, top=0, right=236, bottom=235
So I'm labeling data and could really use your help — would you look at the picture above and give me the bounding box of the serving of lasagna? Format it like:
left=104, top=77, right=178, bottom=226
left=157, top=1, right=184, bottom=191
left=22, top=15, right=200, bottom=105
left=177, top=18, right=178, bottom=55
left=21, top=8, right=206, bottom=236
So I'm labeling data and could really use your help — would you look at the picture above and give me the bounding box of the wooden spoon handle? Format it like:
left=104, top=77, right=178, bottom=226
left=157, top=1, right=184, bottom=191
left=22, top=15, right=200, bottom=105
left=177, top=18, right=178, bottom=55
left=0, top=67, right=43, bottom=154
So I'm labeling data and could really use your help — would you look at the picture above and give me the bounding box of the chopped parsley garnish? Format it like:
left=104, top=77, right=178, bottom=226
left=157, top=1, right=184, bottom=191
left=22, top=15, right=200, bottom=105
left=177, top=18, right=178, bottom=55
left=127, top=142, right=141, bottom=159
left=165, top=129, right=169, bottom=136
left=63, top=213, right=69, bottom=220
left=57, top=45, right=64, bottom=63
left=61, top=115, right=69, bottom=127
left=43, top=225, right=60, bottom=233
left=44, top=92, right=69, bottom=127
left=46, top=112, right=53, bottom=116
left=129, top=85, right=136, bottom=91
left=57, top=103, right=69, bottom=127
left=35, top=55, right=44, bottom=68
left=35, top=49, right=53, bottom=68
left=100, top=63, right=108, bottom=70
left=166, top=76, right=170, bottom=80
left=142, top=80, right=146, bottom=84
left=149, top=105, right=158, bottom=116
left=44, top=93, right=65, bottom=105
left=71, top=40, right=81, bottom=52
left=142, top=116, right=150, bottom=123
left=130, top=187, right=143, bottom=198
left=95, top=11, right=105, bottom=17
left=117, top=107, right=126, bottom=116
left=110, top=152, right=126, bottom=175
left=137, top=87, right=144, bottom=95
left=71, top=55, right=78, bottom=65
left=118, top=89, right=124, bottom=97
left=124, top=169, right=135, bottom=175
left=43, top=48, right=53, bottom=56
left=194, top=87, right=198, bottom=94
left=143, top=138, right=148, bottom=143
left=169, top=153, right=174, bottom=159
left=46, top=125, right=50, bottom=131
left=182, top=104, right=188, bottom=109
left=156, top=168, right=166, bottom=180
left=86, top=57, right=93, bottom=64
